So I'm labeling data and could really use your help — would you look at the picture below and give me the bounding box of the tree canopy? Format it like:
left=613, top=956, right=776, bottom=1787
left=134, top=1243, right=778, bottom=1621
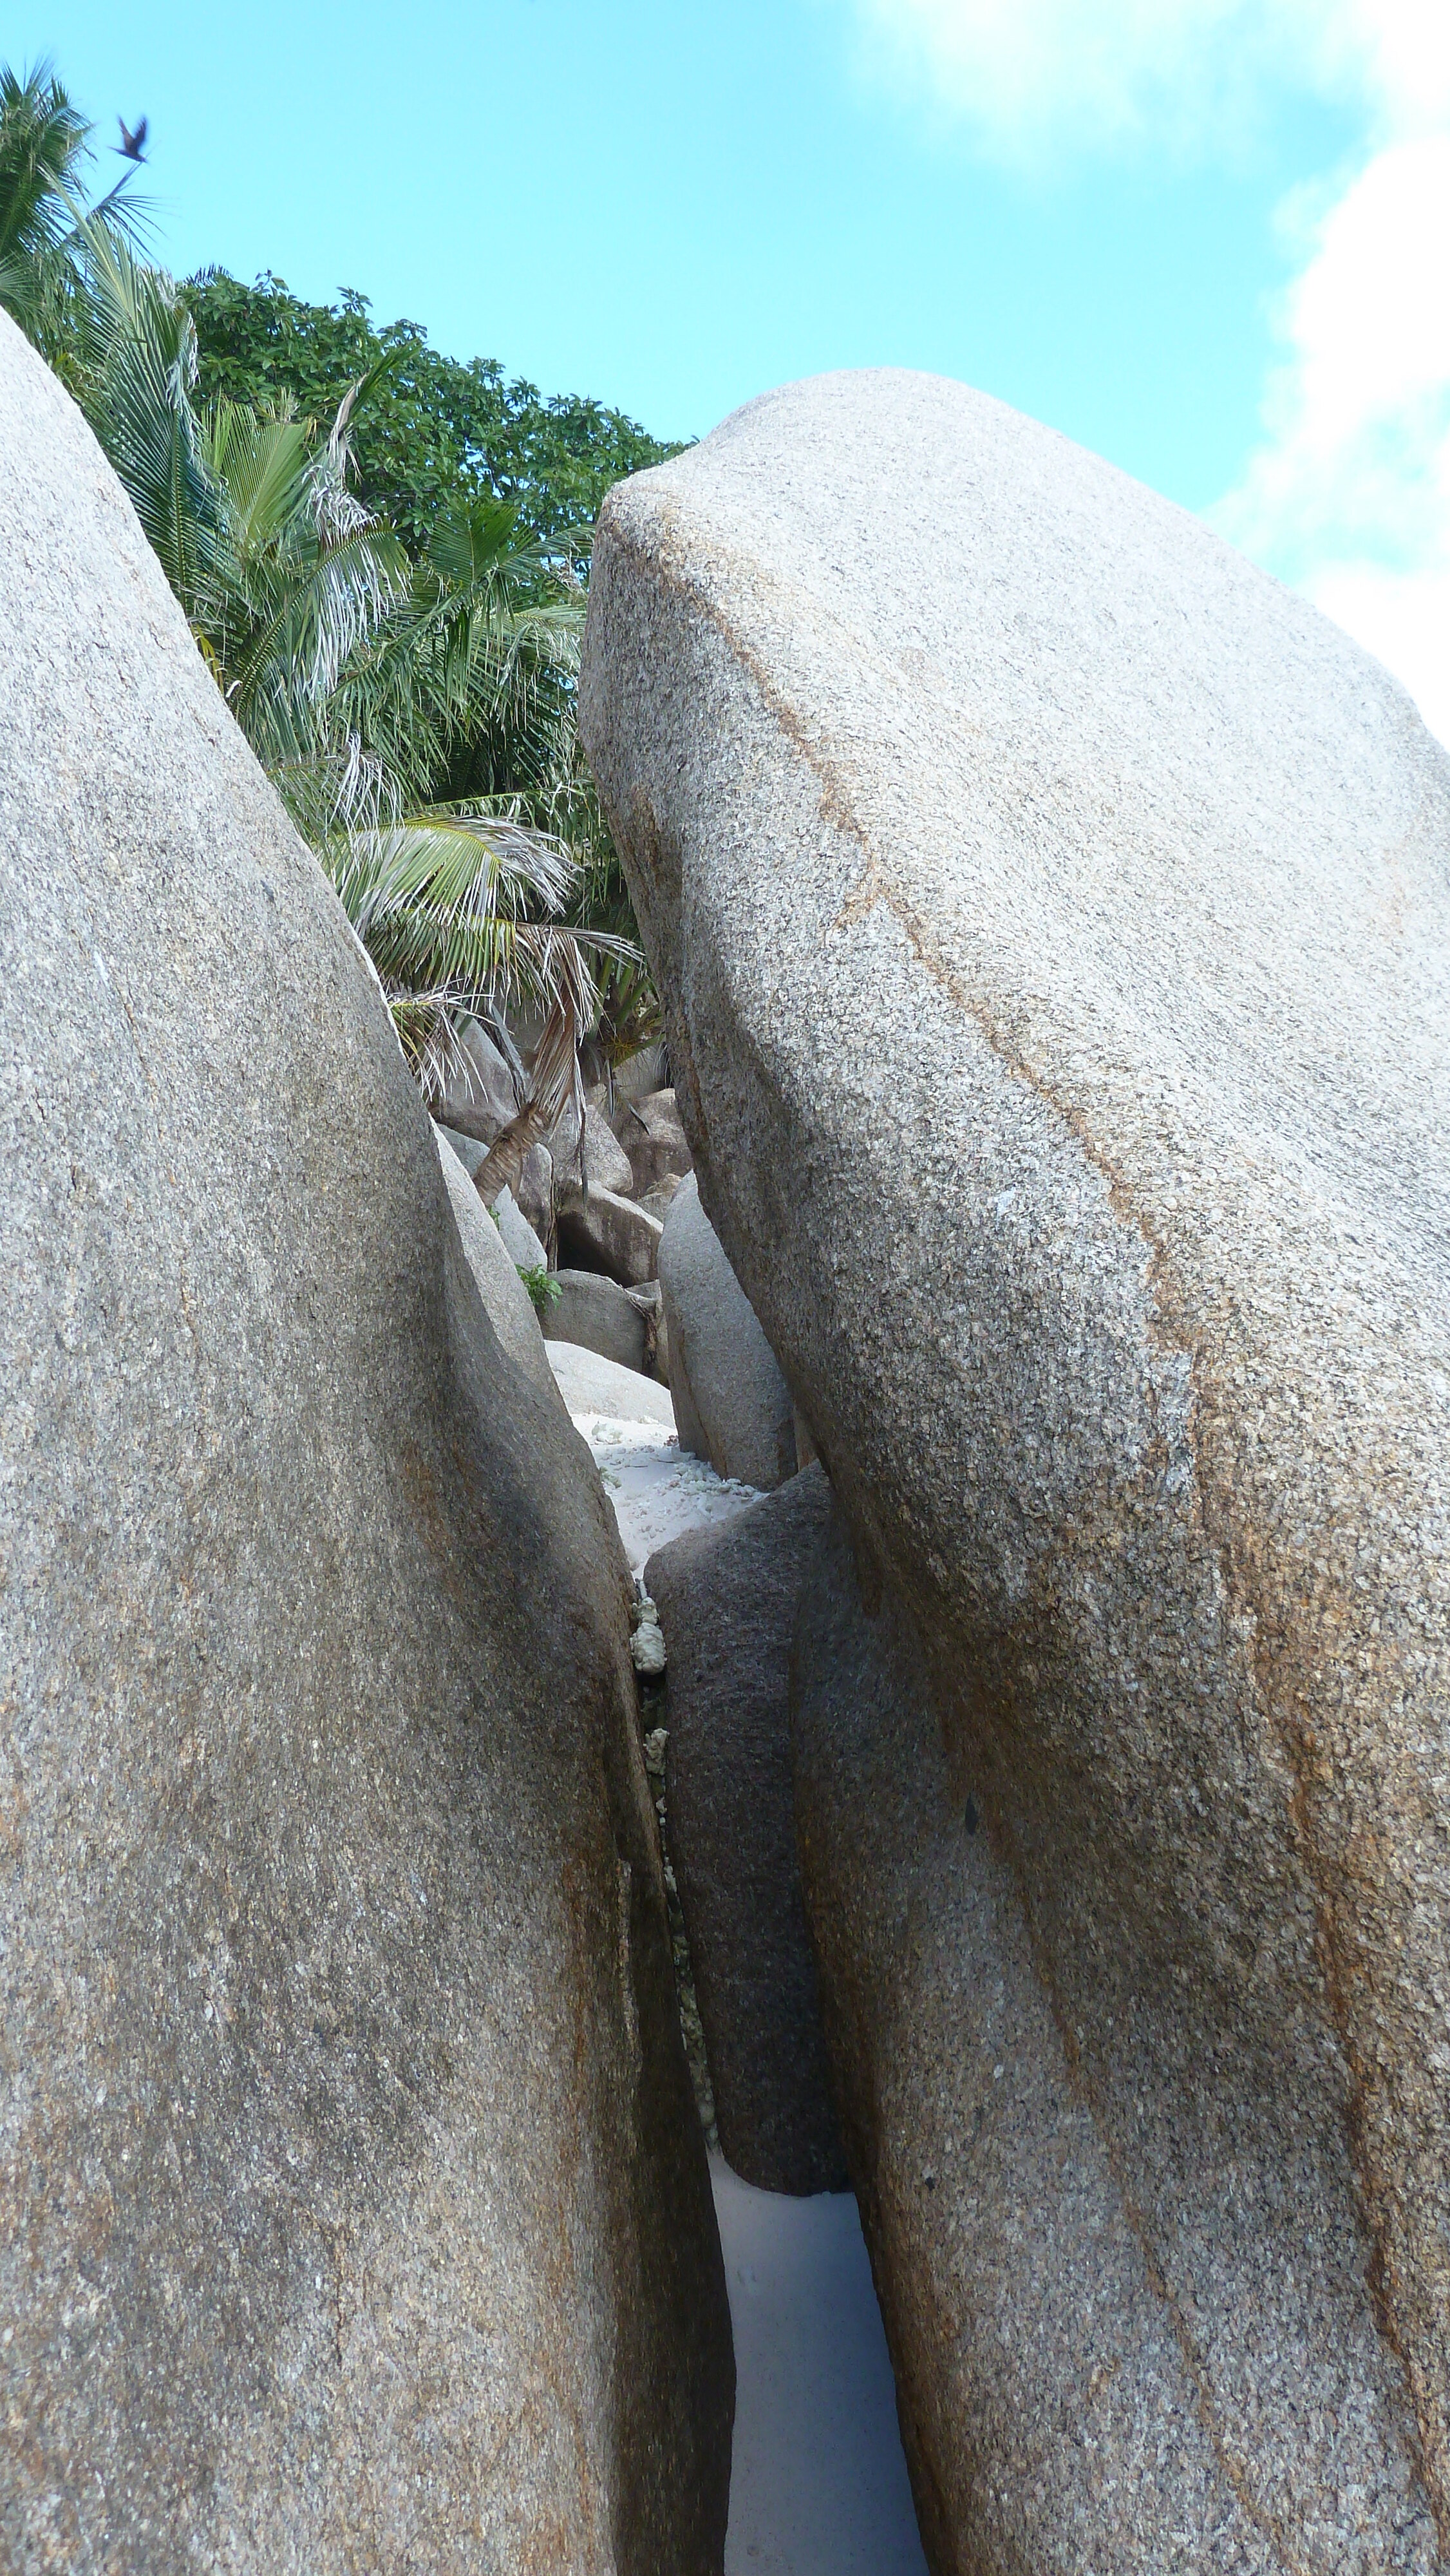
left=1, top=59, right=670, bottom=1164
left=182, top=269, right=683, bottom=552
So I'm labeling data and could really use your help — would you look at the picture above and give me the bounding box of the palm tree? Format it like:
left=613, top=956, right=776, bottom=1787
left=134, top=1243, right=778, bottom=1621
left=1, top=64, right=654, bottom=1175
left=59, top=220, right=637, bottom=1164
left=0, top=61, right=146, bottom=367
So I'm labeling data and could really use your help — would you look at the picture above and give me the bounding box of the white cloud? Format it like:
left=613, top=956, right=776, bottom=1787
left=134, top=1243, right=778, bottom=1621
left=1308, top=560, right=1450, bottom=742
left=1216, top=119, right=1450, bottom=746
left=840, top=0, right=1450, bottom=743
left=839, top=0, right=1449, bottom=160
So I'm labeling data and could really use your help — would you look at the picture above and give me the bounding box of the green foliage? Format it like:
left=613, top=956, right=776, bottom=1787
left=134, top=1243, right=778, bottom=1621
left=71, top=227, right=217, bottom=608
left=3, top=55, right=668, bottom=1137
left=182, top=269, right=683, bottom=551
left=516, top=1264, right=562, bottom=1316
left=0, top=59, right=148, bottom=366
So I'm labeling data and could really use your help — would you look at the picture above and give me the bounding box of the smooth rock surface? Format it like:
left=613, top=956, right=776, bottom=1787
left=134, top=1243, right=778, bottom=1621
left=582, top=366, right=1450, bottom=2567
left=433, top=1126, right=558, bottom=1399
left=437, top=1016, right=518, bottom=1144
left=552, top=1099, right=637, bottom=1200
left=647, top=1470, right=846, bottom=2195
left=546, top=1339, right=681, bottom=1434
left=639, top=1170, right=686, bottom=1229
left=657, top=1178, right=796, bottom=1490
left=556, top=1183, right=664, bottom=1287
left=491, top=1179, right=549, bottom=1274
left=543, top=1267, right=651, bottom=1375
left=795, top=1503, right=1321, bottom=2572
left=0, top=310, right=732, bottom=2571
left=435, top=1119, right=487, bottom=1178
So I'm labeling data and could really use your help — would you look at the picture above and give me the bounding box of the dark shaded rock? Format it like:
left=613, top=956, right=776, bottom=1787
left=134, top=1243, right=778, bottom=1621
left=556, top=1184, right=664, bottom=1287
left=0, top=310, right=732, bottom=2571
left=646, top=1468, right=845, bottom=2195
left=657, top=1178, right=796, bottom=1490
left=582, top=366, right=1450, bottom=2568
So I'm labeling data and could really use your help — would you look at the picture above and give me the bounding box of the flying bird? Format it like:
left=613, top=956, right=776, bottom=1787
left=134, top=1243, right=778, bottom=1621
left=115, top=116, right=148, bottom=162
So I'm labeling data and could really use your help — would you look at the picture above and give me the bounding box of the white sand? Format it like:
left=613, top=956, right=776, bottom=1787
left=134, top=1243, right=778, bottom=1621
left=713, top=2159, right=930, bottom=2576
left=547, top=1341, right=760, bottom=1575
left=551, top=1336, right=928, bottom=2571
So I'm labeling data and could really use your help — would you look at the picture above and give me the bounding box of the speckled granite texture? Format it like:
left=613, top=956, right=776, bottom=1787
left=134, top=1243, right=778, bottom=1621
left=646, top=1467, right=846, bottom=2195
left=657, top=1177, right=796, bottom=1490
left=0, top=309, right=732, bottom=2572
left=580, top=366, right=1450, bottom=2570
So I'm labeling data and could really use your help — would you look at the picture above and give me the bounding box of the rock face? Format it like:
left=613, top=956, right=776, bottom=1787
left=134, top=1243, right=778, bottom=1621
left=657, top=1178, right=796, bottom=1490
left=491, top=1179, right=549, bottom=1273
left=620, top=1088, right=693, bottom=1200
left=552, top=1099, right=637, bottom=1201
left=556, top=1183, right=664, bottom=1287
left=543, top=1268, right=651, bottom=1375
left=436, top=1118, right=487, bottom=1178
left=513, top=1137, right=554, bottom=1245
left=581, top=368, right=1450, bottom=2568
left=646, top=1470, right=847, bottom=2195
left=438, top=1017, right=519, bottom=1144
left=434, top=1127, right=558, bottom=1399
left=0, top=310, right=732, bottom=2570
left=639, top=1171, right=685, bottom=1229
left=547, top=1340, right=679, bottom=1432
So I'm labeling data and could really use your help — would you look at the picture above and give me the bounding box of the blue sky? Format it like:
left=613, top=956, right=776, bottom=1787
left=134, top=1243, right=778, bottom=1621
left=17, top=0, right=1450, bottom=736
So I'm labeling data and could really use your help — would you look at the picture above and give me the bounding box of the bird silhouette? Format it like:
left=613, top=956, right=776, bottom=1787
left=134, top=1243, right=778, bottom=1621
left=115, top=115, right=148, bottom=162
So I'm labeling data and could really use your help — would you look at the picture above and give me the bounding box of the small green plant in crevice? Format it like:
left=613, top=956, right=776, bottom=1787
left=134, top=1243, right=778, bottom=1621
left=516, top=1264, right=561, bottom=1317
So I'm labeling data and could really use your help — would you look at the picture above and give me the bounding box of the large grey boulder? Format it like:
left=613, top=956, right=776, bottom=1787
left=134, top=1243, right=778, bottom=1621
left=433, top=1126, right=556, bottom=1398
left=582, top=368, right=1450, bottom=2567
left=547, top=1340, right=679, bottom=1432
left=543, top=1267, right=651, bottom=1376
left=657, top=1178, right=796, bottom=1490
left=620, top=1087, right=693, bottom=1199
left=491, top=1179, right=549, bottom=1274
left=437, top=1016, right=519, bottom=1145
left=556, top=1184, right=664, bottom=1287
left=551, top=1097, right=637, bottom=1200
left=793, top=1504, right=1321, bottom=2573
left=0, top=310, right=731, bottom=2570
left=646, top=1468, right=846, bottom=2195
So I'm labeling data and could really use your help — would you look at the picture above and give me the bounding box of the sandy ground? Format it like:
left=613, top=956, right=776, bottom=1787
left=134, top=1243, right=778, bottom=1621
left=548, top=1340, right=930, bottom=2574
left=713, top=2161, right=930, bottom=2576
left=547, top=1341, right=761, bottom=1576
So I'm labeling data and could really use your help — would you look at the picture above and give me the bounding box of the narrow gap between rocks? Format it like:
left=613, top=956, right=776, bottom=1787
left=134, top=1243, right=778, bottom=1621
left=558, top=1359, right=930, bottom=2576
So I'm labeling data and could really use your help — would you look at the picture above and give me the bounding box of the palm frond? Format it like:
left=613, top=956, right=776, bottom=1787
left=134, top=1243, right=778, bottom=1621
left=73, top=223, right=214, bottom=605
